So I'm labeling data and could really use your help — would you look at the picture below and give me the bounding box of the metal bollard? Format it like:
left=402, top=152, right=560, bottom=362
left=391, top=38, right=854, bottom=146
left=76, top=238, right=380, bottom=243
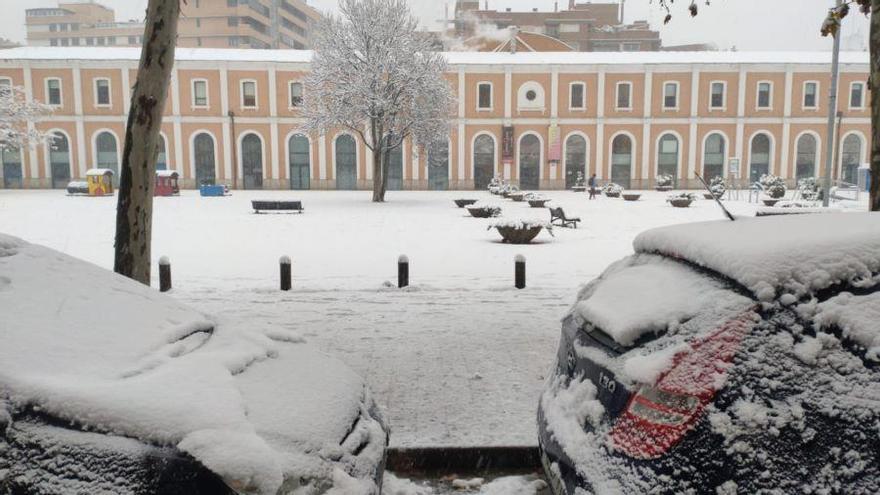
left=398, top=254, right=409, bottom=288
left=514, top=254, right=526, bottom=289
left=280, top=255, right=292, bottom=291
left=159, top=256, right=172, bottom=292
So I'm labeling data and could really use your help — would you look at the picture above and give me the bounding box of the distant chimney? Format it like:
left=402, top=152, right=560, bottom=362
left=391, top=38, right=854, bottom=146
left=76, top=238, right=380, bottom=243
left=569, top=0, right=576, bottom=9
left=620, top=0, right=626, bottom=23
left=554, top=2, right=558, bottom=12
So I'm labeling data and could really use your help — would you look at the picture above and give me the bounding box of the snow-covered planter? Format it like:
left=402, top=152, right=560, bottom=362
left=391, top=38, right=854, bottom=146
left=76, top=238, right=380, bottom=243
left=797, top=177, right=822, bottom=202
left=466, top=203, right=502, bottom=218
left=655, top=174, right=674, bottom=191
left=500, top=184, right=520, bottom=198
left=525, top=193, right=550, bottom=208
left=453, top=199, right=478, bottom=208
left=602, top=182, right=624, bottom=198
left=759, top=174, right=787, bottom=199
left=667, top=192, right=696, bottom=208
left=488, top=219, right=553, bottom=244
left=571, top=172, right=587, bottom=192
left=622, top=193, right=642, bottom=202
left=509, top=191, right=526, bottom=202
left=706, top=177, right=727, bottom=199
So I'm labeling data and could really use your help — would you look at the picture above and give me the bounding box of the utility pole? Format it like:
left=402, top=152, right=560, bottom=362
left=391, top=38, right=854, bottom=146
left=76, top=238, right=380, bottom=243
left=822, top=0, right=842, bottom=207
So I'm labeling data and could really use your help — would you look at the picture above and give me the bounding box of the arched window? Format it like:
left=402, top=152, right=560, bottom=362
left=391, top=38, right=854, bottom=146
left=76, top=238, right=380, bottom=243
left=288, top=134, right=310, bottom=190
left=703, top=133, right=725, bottom=181
left=611, top=134, right=632, bottom=188
left=96, top=131, right=118, bottom=173
left=657, top=133, right=679, bottom=183
left=156, top=134, right=167, bottom=171
left=749, top=133, right=771, bottom=183
left=518, top=134, right=540, bottom=190
left=49, top=132, right=71, bottom=189
left=795, top=134, right=817, bottom=181
left=1, top=146, right=22, bottom=188
left=565, top=135, right=587, bottom=189
left=241, top=133, right=263, bottom=189
left=193, top=132, right=216, bottom=186
left=473, top=134, right=495, bottom=190
left=335, top=134, right=357, bottom=190
left=841, top=134, right=862, bottom=185
left=427, top=139, right=449, bottom=191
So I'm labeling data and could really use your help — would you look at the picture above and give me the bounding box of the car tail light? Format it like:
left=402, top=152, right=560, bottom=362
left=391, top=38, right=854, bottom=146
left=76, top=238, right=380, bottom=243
left=608, top=311, right=756, bottom=459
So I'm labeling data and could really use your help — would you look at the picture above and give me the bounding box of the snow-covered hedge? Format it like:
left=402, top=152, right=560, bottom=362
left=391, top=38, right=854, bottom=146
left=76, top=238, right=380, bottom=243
left=488, top=219, right=552, bottom=230
left=709, top=177, right=727, bottom=196
left=667, top=192, right=696, bottom=202
left=656, top=174, right=674, bottom=187
left=797, top=177, right=821, bottom=201
left=759, top=174, right=787, bottom=199
left=602, top=182, right=624, bottom=195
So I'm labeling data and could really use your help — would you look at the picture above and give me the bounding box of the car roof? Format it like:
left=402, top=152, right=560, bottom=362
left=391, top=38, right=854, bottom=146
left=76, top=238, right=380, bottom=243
left=633, top=213, right=880, bottom=302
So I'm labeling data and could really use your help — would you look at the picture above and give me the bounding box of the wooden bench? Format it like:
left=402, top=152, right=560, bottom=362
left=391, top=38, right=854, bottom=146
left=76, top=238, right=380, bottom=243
left=252, top=200, right=304, bottom=214
left=549, top=207, right=580, bottom=228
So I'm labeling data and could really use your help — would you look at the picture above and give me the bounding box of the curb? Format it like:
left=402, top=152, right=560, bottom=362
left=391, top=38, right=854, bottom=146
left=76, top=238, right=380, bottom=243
left=386, top=446, right=540, bottom=472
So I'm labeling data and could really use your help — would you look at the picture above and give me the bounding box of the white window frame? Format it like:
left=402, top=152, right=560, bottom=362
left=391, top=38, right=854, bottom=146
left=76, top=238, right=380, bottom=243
left=756, top=80, right=773, bottom=110
left=849, top=81, right=866, bottom=110
left=93, top=77, right=112, bottom=108
left=44, top=77, right=63, bottom=107
left=288, top=81, right=303, bottom=109
left=662, top=81, right=679, bottom=111
left=191, top=78, right=209, bottom=109
left=240, top=79, right=258, bottom=109
left=476, top=81, right=493, bottom=112
left=709, top=80, right=726, bottom=111
left=569, top=81, right=586, bottom=111
left=802, top=80, right=819, bottom=110
left=615, top=81, right=632, bottom=111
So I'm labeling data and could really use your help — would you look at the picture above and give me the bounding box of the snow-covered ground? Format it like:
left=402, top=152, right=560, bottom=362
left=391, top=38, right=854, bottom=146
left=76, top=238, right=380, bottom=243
left=0, top=188, right=864, bottom=448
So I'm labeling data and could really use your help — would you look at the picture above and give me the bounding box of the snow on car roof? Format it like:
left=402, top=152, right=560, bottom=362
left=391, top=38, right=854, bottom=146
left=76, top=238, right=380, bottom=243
left=0, top=233, right=367, bottom=494
left=85, top=168, right=114, bottom=176
left=633, top=213, right=880, bottom=302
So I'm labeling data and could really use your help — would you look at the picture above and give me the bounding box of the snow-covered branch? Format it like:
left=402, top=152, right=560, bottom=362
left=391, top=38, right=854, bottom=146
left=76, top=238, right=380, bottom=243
left=0, top=85, right=53, bottom=151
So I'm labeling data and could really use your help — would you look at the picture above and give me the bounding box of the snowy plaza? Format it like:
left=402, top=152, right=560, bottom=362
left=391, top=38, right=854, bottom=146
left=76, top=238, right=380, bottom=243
left=0, top=188, right=777, bottom=448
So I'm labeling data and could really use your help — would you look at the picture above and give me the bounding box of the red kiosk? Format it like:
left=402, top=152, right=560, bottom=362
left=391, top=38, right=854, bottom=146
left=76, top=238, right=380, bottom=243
left=154, top=170, right=180, bottom=196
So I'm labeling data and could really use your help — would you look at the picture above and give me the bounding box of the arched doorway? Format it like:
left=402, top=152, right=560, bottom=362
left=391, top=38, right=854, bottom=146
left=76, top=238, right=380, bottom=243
left=796, top=134, right=817, bottom=181
left=565, top=134, right=587, bottom=189
left=156, top=134, right=168, bottom=171
left=519, top=134, right=540, bottom=190
left=335, top=134, right=357, bottom=190
left=611, top=134, right=632, bottom=189
left=749, top=134, right=771, bottom=183
left=386, top=145, right=403, bottom=190
left=241, top=133, right=263, bottom=189
left=288, top=134, right=310, bottom=190
left=657, top=133, right=679, bottom=185
left=1, top=146, right=22, bottom=188
left=473, top=134, right=495, bottom=190
left=841, top=134, right=862, bottom=185
left=49, top=132, right=71, bottom=189
left=703, top=133, right=725, bottom=181
left=95, top=131, right=119, bottom=184
left=428, top=140, right=449, bottom=191
left=193, top=132, right=216, bottom=186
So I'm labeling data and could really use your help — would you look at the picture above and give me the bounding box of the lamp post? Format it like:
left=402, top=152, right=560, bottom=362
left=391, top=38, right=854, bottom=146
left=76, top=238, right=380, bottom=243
left=822, top=0, right=843, bottom=207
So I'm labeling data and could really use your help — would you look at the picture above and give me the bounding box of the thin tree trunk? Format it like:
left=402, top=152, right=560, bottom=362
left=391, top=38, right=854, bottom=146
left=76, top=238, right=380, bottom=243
left=379, top=146, right=390, bottom=201
left=870, top=0, right=880, bottom=211
left=372, top=146, right=384, bottom=202
left=114, top=0, right=179, bottom=284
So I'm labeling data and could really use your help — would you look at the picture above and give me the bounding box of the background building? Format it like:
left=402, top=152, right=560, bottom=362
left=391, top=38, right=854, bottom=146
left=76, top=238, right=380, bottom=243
left=24, top=0, right=321, bottom=50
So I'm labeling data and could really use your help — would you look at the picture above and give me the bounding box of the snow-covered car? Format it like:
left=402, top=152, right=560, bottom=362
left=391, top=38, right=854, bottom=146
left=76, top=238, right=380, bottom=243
left=538, top=213, right=880, bottom=494
left=0, top=234, right=388, bottom=494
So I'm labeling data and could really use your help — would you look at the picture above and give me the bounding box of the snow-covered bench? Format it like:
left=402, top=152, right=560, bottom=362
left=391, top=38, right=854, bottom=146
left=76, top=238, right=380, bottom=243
left=251, top=200, right=304, bottom=214
left=549, top=207, right=580, bottom=229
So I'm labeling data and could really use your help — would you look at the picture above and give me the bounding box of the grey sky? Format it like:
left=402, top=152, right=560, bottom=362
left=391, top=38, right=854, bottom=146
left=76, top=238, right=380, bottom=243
left=0, top=0, right=869, bottom=51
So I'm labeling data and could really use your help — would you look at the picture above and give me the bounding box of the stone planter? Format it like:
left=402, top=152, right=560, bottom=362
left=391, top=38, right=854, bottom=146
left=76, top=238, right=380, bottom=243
left=604, top=191, right=621, bottom=198
left=622, top=193, right=641, bottom=202
left=655, top=185, right=673, bottom=192
left=669, top=198, right=693, bottom=208
left=495, top=226, right=544, bottom=244
left=528, top=199, right=550, bottom=208
left=467, top=206, right=501, bottom=218
left=703, top=193, right=718, bottom=200
left=763, top=199, right=780, bottom=207
left=571, top=186, right=586, bottom=193
left=509, top=192, right=526, bottom=202
left=454, top=199, right=478, bottom=208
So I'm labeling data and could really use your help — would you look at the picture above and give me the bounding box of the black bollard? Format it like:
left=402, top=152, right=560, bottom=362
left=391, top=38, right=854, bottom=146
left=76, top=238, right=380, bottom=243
left=514, top=254, right=526, bottom=289
left=280, top=255, right=292, bottom=291
left=398, top=254, right=409, bottom=288
left=159, top=256, right=172, bottom=292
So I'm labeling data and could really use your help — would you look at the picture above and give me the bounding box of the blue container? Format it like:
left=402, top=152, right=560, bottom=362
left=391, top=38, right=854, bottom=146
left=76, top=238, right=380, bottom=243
left=200, top=184, right=227, bottom=197
left=860, top=168, right=872, bottom=192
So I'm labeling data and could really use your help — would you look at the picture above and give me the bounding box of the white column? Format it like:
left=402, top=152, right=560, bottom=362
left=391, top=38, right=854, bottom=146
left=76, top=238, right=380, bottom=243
left=365, top=126, right=373, bottom=181
left=641, top=70, right=652, bottom=181
left=267, top=66, right=279, bottom=185
left=220, top=66, right=232, bottom=182
left=687, top=69, right=700, bottom=180
left=504, top=67, right=512, bottom=119
left=170, top=67, right=183, bottom=175
left=318, top=134, right=327, bottom=181
left=780, top=67, right=793, bottom=179
left=735, top=67, right=747, bottom=177
left=121, top=66, right=131, bottom=115
left=596, top=69, right=606, bottom=180
left=70, top=64, right=87, bottom=177
left=457, top=68, right=466, bottom=184
left=550, top=67, right=559, bottom=118
left=23, top=63, right=39, bottom=181
left=411, top=141, right=419, bottom=181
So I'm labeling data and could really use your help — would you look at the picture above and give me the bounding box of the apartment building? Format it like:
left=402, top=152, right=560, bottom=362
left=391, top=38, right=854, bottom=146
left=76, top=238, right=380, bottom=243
left=24, top=1, right=321, bottom=50
left=0, top=47, right=869, bottom=192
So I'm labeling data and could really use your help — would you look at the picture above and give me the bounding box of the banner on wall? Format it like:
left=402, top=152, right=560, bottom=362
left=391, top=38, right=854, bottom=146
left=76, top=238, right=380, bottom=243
left=548, top=124, right=562, bottom=164
left=502, top=126, right=514, bottom=165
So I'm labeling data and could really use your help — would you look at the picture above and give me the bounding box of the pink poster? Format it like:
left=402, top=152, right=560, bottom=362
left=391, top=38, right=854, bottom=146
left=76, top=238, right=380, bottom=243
left=548, top=124, right=562, bottom=162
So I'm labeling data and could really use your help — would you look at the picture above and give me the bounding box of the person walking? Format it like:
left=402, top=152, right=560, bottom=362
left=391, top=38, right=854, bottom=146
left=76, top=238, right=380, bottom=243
left=588, top=173, right=598, bottom=200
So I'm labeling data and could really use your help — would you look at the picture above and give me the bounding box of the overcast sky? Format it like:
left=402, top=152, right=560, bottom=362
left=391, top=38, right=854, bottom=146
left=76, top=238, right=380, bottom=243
left=1, top=0, right=869, bottom=51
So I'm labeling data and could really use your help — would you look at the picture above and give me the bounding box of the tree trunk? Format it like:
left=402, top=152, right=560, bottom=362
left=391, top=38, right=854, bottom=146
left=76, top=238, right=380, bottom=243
left=114, top=0, right=179, bottom=284
left=870, top=0, right=880, bottom=211
left=372, top=146, right=384, bottom=202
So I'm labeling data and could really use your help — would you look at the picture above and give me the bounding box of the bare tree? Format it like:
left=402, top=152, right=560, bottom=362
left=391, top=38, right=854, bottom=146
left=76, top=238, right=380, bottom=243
left=663, top=0, right=879, bottom=211
left=114, top=0, right=179, bottom=285
left=302, top=0, right=454, bottom=202
left=0, top=85, right=52, bottom=151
